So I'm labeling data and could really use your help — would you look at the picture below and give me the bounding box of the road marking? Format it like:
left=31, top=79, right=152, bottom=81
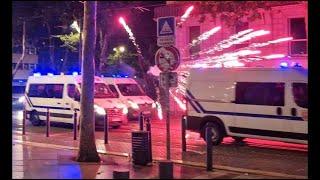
left=13, top=138, right=306, bottom=179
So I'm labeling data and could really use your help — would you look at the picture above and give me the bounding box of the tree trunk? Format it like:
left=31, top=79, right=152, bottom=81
left=61, top=48, right=68, bottom=72
left=12, top=20, right=26, bottom=79
left=99, top=30, right=108, bottom=72
left=45, top=21, right=55, bottom=71
left=76, top=1, right=100, bottom=162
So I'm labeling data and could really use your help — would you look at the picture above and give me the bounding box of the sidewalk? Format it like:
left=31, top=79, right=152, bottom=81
left=12, top=141, right=284, bottom=179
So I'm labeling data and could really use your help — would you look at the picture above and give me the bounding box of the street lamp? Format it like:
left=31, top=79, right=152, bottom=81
left=119, top=46, right=125, bottom=53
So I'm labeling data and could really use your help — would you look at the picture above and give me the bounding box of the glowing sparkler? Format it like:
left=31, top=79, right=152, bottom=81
left=190, top=26, right=221, bottom=46
left=181, top=6, right=194, bottom=22
left=119, top=17, right=142, bottom=55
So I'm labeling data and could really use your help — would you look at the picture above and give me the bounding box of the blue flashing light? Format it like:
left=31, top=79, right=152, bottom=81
left=33, top=73, right=41, bottom=77
left=48, top=73, right=54, bottom=76
left=125, top=75, right=128, bottom=78
left=72, top=72, right=78, bottom=76
left=280, top=62, right=288, bottom=68
left=112, top=75, right=116, bottom=77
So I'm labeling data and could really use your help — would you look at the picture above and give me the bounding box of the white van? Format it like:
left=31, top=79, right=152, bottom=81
left=186, top=67, right=308, bottom=145
left=24, top=73, right=128, bottom=128
left=103, top=77, right=156, bottom=120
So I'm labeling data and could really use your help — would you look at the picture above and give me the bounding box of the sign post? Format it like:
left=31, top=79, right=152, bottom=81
left=156, top=16, right=180, bottom=161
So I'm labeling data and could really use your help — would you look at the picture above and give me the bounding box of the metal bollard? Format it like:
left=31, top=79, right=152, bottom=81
left=104, top=113, right=109, bottom=144
left=146, top=117, right=152, bottom=163
left=206, top=126, right=213, bottom=171
left=46, top=108, right=50, bottom=137
left=73, top=110, right=77, bottom=140
left=181, top=116, right=186, bottom=152
left=113, top=170, right=129, bottom=179
left=139, top=111, right=144, bottom=131
left=22, top=109, right=26, bottom=135
left=159, top=160, right=173, bottom=179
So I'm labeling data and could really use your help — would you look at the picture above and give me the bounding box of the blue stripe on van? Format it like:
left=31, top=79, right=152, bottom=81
left=186, top=90, right=304, bottom=121
left=185, top=97, right=201, bottom=113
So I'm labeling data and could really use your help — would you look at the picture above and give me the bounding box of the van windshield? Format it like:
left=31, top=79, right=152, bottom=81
left=117, top=84, right=145, bottom=96
left=292, top=83, right=308, bottom=108
left=79, top=83, right=117, bottom=98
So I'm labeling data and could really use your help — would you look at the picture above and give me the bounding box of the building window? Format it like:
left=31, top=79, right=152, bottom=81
left=235, top=82, right=285, bottom=106
left=235, top=21, right=249, bottom=49
left=23, top=63, right=29, bottom=70
left=189, top=26, right=200, bottom=58
left=29, top=64, right=35, bottom=70
left=12, top=63, right=17, bottom=69
left=289, top=17, right=307, bottom=55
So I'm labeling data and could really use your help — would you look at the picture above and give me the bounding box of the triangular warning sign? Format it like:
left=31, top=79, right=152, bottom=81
left=160, top=21, right=173, bottom=35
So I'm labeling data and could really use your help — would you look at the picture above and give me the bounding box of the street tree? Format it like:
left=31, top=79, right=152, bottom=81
left=195, top=1, right=301, bottom=27
left=76, top=1, right=100, bottom=162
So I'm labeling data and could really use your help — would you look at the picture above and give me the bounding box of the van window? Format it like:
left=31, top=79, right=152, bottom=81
left=117, top=84, right=145, bottom=96
left=78, top=83, right=117, bottom=98
left=28, top=84, right=63, bottom=98
left=292, top=83, right=308, bottom=108
left=67, top=84, right=80, bottom=99
left=108, top=85, right=119, bottom=98
left=236, top=82, right=284, bottom=106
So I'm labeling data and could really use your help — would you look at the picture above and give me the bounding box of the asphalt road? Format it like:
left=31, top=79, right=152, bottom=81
left=12, top=104, right=308, bottom=177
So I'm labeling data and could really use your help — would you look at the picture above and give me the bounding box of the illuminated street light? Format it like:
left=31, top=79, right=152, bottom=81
left=113, top=48, right=117, bottom=52
left=70, top=20, right=80, bottom=33
left=119, top=46, right=125, bottom=53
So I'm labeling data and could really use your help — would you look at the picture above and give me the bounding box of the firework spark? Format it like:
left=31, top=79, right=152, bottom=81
left=119, top=17, right=142, bottom=56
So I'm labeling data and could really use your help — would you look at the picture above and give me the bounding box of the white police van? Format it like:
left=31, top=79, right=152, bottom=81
left=24, top=73, right=128, bottom=128
left=103, top=77, right=156, bottom=120
left=186, top=67, right=308, bottom=145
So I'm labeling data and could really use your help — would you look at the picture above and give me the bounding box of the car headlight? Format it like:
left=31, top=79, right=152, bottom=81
left=122, top=106, right=128, bottom=114
left=18, top=96, right=25, bottom=103
left=152, top=102, right=156, bottom=108
left=128, top=100, right=139, bottom=109
left=94, top=104, right=106, bottom=115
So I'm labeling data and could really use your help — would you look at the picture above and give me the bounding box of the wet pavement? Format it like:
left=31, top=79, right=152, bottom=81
left=13, top=142, right=290, bottom=179
left=12, top=108, right=308, bottom=179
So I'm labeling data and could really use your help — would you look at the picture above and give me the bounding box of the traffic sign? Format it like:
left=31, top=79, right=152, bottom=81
left=159, top=72, right=178, bottom=88
left=157, top=36, right=175, bottom=47
left=157, top=16, right=175, bottom=37
left=155, top=46, right=180, bottom=72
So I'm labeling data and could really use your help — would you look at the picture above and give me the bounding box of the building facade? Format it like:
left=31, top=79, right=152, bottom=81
left=154, top=1, right=308, bottom=68
left=12, top=46, right=38, bottom=95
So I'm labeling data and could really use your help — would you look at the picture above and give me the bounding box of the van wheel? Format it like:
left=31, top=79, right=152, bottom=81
left=30, top=111, right=42, bottom=126
left=202, top=122, right=224, bottom=145
left=232, top=136, right=245, bottom=143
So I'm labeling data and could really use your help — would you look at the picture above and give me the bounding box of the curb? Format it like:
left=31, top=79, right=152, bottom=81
left=13, top=139, right=307, bottom=179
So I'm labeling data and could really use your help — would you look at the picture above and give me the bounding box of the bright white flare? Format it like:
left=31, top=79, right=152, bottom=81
left=263, top=54, right=285, bottom=59
left=190, top=26, right=221, bottom=46
left=119, top=17, right=142, bottom=55
left=181, top=6, right=194, bottom=22
left=169, top=90, right=186, bottom=111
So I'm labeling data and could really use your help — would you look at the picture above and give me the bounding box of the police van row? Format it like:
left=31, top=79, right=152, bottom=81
left=23, top=73, right=156, bottom=129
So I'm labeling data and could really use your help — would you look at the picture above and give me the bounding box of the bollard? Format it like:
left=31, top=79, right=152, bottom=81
left=73, top=110, right=77, bottom=140
left=46, top=108, right=50, bottom=137
left=181, top=116, right=186, bottom=152
left=104, top=113, right=109, bottom=144
left=22, top=109, right=26, bottom=135
left=159, top=160, right=173, bottom=179
left=139, top=111, right=144, bottom=131
left=146, top=117, right=152, bottom=163
left=113, top=170, right=129, bottom=179
left=206, top=126, right=213, bottom=171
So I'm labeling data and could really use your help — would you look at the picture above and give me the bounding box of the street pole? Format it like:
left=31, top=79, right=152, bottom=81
left=165, top=74, right=171, bottom=160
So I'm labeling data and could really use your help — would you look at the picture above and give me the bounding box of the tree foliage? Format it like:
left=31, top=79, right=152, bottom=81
left=193, top=1, right=301, bottom=27
left=53, top=32, right=80, bottom=52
